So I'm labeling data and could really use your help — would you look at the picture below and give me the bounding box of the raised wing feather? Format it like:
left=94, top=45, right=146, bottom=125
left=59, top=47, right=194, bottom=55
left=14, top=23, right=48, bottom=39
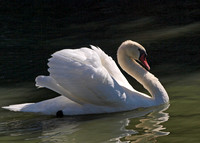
left=36, top=47, right=127, bottom=106
left=91, top=46, right=134, bottom=91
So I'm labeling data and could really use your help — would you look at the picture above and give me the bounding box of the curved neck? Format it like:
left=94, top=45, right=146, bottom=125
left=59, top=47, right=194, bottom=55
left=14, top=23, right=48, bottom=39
left=117, top=47, right=169, bottom=105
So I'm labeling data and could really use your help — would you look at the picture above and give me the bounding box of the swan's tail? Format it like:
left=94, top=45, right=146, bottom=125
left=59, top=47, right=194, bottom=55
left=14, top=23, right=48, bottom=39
left=2, top=96, right=84, bottom=115
left=2, top=103, right=34, bottom=112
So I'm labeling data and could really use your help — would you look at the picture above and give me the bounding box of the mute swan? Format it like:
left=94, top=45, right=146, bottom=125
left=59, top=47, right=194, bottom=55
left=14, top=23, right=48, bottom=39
left=2, top=40, right=169, bottom=115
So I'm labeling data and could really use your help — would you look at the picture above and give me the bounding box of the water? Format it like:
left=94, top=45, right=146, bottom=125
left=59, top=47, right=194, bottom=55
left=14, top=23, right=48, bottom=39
left=0, top=1, right=200, bottom=143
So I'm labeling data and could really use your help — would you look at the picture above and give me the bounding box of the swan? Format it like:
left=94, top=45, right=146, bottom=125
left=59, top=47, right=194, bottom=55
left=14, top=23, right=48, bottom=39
left=2, top=40, right=169, bottom=116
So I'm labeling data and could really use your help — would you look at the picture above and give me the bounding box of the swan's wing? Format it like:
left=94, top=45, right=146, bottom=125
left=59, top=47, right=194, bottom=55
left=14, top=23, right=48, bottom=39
left=36, top=47, right=127, bottom=106
left=91, top=46, right=134, bottom=91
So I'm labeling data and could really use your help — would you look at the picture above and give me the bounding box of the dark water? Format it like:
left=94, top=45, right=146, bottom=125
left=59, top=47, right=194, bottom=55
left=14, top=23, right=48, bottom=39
left=0, top=1, right=200, bottom=143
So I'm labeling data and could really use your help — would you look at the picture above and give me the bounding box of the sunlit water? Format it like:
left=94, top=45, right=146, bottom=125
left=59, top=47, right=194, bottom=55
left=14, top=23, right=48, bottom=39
left=1, top=1, right=200, bottom=143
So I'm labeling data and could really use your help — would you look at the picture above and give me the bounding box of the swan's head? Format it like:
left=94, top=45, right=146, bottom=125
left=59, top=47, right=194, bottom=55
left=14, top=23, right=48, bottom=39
left=118, top=40, right=150, bottom=70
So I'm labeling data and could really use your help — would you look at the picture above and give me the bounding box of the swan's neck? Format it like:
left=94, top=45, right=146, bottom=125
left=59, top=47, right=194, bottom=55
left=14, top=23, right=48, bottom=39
left=117, top=48, right=169, bottom=105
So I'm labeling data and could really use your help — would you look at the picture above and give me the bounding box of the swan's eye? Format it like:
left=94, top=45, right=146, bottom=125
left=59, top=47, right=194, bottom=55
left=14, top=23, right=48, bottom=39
left=138, top=49, right=146, bottom=58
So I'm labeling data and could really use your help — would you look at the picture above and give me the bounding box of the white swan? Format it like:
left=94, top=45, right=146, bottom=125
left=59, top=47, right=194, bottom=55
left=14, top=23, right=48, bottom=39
left=2, top=40, right=169, bottom=115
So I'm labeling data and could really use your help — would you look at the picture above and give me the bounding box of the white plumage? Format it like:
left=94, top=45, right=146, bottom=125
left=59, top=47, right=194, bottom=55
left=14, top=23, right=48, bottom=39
left=2, top=41, right=169, bottom=115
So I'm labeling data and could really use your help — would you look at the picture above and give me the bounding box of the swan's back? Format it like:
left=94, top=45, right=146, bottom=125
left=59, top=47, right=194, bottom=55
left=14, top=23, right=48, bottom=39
left=36, top=46, right=133, bottom=106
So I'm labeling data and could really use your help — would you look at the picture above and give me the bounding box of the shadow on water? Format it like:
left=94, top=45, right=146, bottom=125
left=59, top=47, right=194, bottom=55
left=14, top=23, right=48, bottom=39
left=0, top=104, right=169, bottom=143
left=0, top=1, right=200, bottom=83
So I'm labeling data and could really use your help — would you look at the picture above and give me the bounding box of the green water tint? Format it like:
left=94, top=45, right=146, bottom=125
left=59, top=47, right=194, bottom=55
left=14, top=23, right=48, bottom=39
left=0, top=72, right=200, bottom=142
left=1, top=1, right=200, bottom=143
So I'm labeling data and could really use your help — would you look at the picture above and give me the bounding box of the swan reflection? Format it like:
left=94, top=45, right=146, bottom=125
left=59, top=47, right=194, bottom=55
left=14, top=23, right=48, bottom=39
left=121, top=104, right=170, bottom=143
left=39, top=104, right=169, bottom=143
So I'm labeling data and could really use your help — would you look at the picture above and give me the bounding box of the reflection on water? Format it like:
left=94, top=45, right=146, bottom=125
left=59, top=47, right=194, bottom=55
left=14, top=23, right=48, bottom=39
left=1, top=1, right=200, bottom=143
left=34, top=105, right=170, bottom=143
left=122, top=105, right=169, bottom=143
left=43, top=105, right=169, bottom=143
left=0, top=93, right=169, bottom=143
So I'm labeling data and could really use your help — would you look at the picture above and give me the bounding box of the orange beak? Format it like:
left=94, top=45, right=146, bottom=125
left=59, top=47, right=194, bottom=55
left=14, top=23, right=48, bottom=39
left=139, top=54, right=150, bottom=71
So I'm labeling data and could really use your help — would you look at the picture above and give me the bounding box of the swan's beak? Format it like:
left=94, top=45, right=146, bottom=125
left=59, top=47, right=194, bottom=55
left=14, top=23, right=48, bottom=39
left=139, top=54, right=150, bottom=71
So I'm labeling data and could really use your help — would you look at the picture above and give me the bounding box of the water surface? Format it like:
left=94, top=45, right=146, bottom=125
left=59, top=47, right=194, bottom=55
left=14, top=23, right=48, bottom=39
left=0, top=1, right=200, bottom=143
